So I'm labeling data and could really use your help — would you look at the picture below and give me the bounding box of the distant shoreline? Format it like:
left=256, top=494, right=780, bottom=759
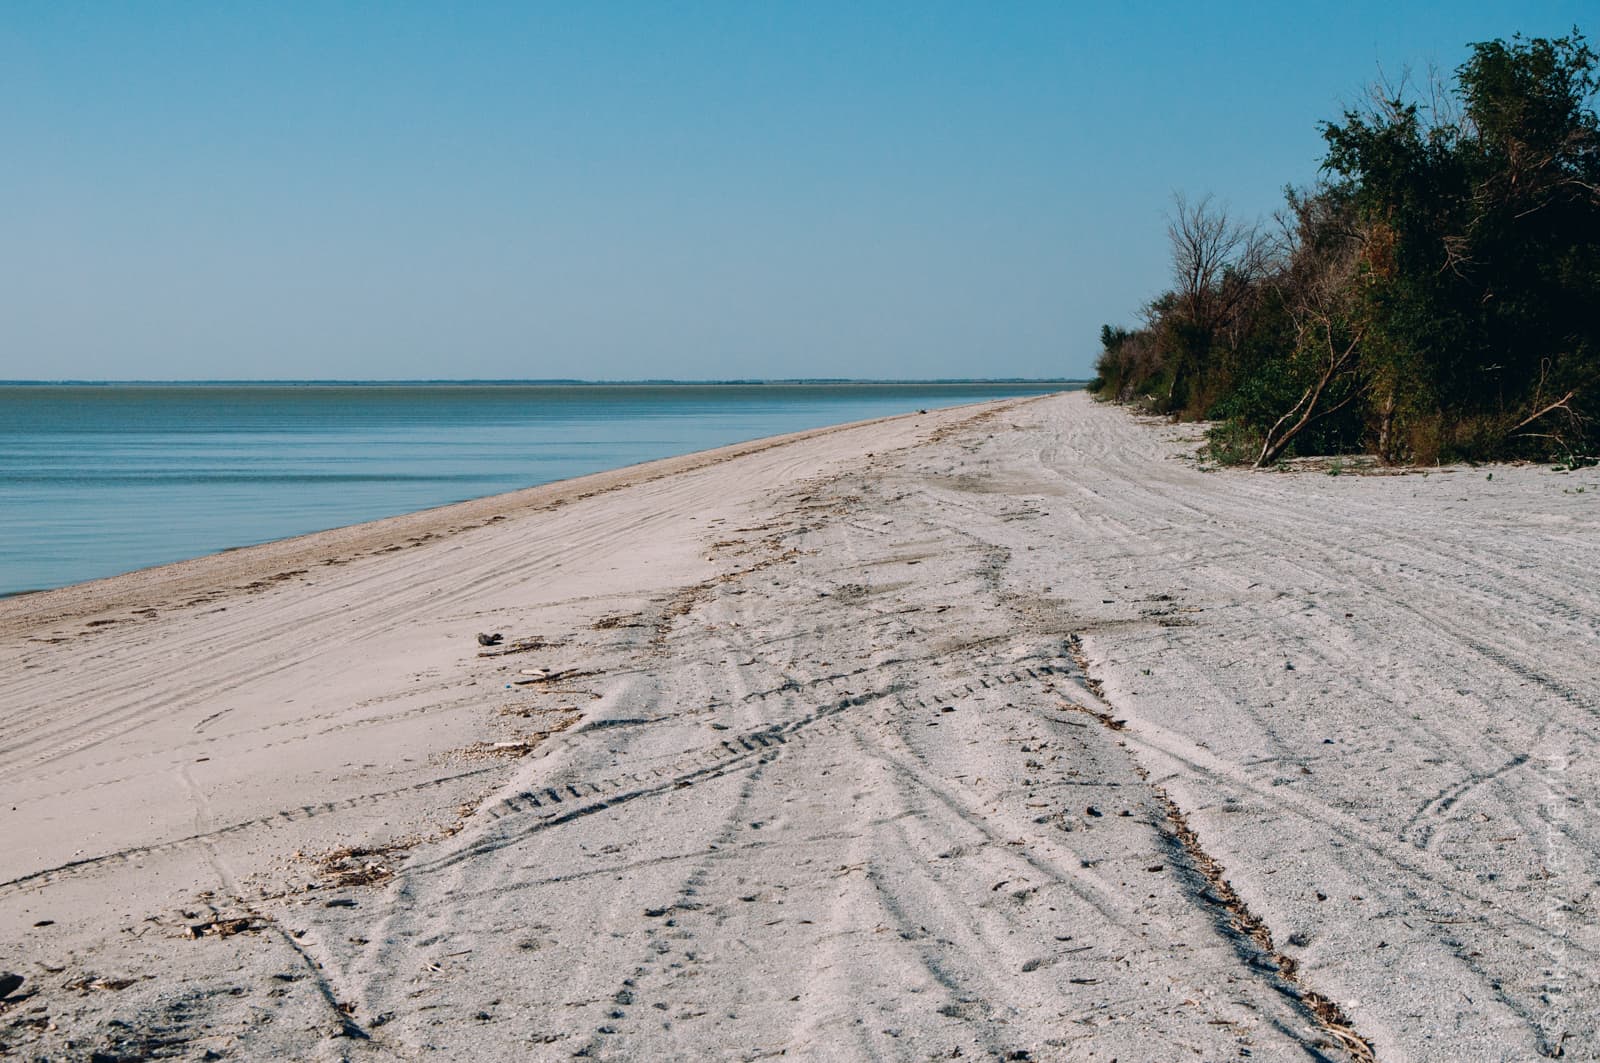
left=1, top=377, right=1087, bottom=387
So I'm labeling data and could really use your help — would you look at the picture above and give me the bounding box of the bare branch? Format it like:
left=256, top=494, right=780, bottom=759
left=1509, top=389, right=1577, bottom=434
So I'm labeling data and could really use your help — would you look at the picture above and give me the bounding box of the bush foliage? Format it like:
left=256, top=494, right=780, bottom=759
left=1091, top=30, right=1599, bottom=467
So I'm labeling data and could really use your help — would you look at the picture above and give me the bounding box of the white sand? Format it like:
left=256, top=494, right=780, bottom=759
left=1, top=392, right=1595, bottom=1061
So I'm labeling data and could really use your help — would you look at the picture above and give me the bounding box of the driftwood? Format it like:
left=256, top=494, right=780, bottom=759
left=477, top=636, right=553, bottom=657
left=511, top=668, right=595, bottom=686
left=185, top=917, right=258, bottom=940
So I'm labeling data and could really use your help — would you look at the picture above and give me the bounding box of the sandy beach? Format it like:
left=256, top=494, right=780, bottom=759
left=2, top=391, right=1596, bottom=1061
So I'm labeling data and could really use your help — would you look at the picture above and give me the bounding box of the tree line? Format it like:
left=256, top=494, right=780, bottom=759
left=1091, top=30, right=1599, bottom=467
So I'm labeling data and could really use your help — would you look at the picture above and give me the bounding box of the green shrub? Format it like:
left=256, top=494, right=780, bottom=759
left=1202, top=417, right=1264, bottom=466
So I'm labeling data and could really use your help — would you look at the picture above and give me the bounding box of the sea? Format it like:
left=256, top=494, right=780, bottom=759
left=0, top=381, right=1073, bottom=597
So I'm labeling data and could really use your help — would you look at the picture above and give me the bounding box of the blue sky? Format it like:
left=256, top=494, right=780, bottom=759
left=1, top=2, right=1591, bottom=380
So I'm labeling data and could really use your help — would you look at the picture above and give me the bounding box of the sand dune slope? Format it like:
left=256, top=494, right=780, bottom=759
left=1, top=392, right=1595, bottom=1061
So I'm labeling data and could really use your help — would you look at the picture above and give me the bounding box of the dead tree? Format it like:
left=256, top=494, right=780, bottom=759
left=1506, top=358, right=1589, bottom=458
left=1254, top=320, right=1366, bottom=467
left=1254, top=202, right=1368, bottom=467
left=1164, top=194, right=1272, bottom=406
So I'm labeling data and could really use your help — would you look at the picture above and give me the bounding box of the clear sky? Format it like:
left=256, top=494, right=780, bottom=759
left=1, top=2, right=1591, bottom=381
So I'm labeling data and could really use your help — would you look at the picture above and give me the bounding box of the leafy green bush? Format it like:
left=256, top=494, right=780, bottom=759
left=1096, top=29, right=1598, bottom=467
left=1202, top=417, right=1265, bottom=466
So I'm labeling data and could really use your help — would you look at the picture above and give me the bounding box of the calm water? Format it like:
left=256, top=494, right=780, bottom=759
left=0, top=382, right=1071, bottom=596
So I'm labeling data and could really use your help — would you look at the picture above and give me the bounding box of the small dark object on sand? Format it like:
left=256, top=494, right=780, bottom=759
left=477, top=632, right=503, bottom=646
left=185, top=918, right=256, bottom=940
left=0, top=971, right=24, bottom=1000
